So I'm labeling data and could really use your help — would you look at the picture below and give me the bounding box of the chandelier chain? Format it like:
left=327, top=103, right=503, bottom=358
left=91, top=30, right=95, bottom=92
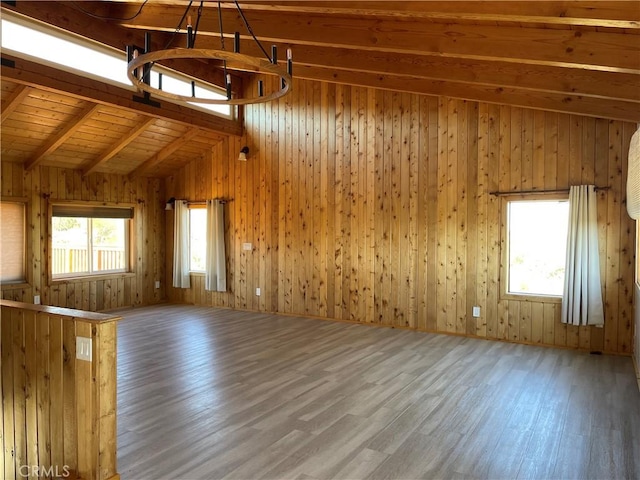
left=217, top=1, right=230, bottom=86
left=192, top=0, right=205, bottom=48
left=163, top=1, right=193, bottom=50
left=234, top=0, right=271, bottom=61
left=126, top=1, right=293, bottom=105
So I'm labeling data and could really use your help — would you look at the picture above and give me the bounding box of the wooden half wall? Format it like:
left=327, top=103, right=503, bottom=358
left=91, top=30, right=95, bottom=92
left=633, top=280, right=640, bottom=388
left=1, top=300, right=120, bottom=480
left=0, top=164, right=166, bottom=310
left=166, top=77, right=636, bottom=355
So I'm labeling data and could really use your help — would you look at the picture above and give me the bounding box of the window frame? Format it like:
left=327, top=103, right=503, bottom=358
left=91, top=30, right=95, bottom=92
left=48, top=201, right=136, bottom=284
left=499, top=193, right=569, bottom=303
left=0, top=196, right=29, bottom=288
left=188, top=205, right=207, bottom=274
left=1, top=11, right=235, bottom=120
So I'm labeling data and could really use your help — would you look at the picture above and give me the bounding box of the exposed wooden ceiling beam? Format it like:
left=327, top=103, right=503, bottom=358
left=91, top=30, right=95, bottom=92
left=1, top=85, right=32, bottom=123
left=25, top=103, right=101, bottom=171
left=5, top=1, right=639, bottom=126
left=129, top=129, right=201, bottom=179
left=118, top=6, right=640, bottom=71
left=82, top=116, right=156, bottom=176
left=219, top=2, right=640, bottom=30
left=112, top=1, right=640, bottom=26
left=1, top=54, right=242, bottom=136
left=292, top=65, right=640, bottom=123
left=223, top=38, right=640, bottom=104
left=227, top=1, right=640, bottom=25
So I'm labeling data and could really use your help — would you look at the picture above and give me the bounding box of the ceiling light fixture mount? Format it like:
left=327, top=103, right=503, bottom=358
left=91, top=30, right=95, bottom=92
left=126, top=1, right=292, bottom=106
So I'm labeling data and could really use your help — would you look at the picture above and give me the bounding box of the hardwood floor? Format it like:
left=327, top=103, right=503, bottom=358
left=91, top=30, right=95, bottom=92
left=117, top=305, right=640, bottom=480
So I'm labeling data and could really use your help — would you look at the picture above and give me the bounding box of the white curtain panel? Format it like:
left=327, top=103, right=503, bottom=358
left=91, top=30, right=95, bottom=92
left=205, top=199, right=227, bottom=292
left=172, top=200, right=191, bottom=289
left=561, top=185, right=604, bottom=326
left=627, top=126, right=640, bottom=219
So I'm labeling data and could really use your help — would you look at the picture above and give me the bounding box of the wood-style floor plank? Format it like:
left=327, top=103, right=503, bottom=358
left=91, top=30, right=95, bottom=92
left=117, top=305, right=640, bottom=480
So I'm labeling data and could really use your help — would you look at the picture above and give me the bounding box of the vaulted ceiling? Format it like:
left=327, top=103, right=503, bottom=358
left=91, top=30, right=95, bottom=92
left=1, top=1, right=639, bottom=177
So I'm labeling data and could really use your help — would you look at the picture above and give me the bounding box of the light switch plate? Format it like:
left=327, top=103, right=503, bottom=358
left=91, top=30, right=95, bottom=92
left=34, top=295, right=41, bottom=305
left=472, top=306, right=481, bottom=318
left=243, top=242, right=252, bottom=251
left=155, top=280, right=160, bottom=289
left=256, top=287, right=261, bottom=296
left=76, top=337, right=92, bottom=362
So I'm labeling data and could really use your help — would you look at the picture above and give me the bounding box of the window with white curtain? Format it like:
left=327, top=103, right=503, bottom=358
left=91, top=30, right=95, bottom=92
left=502, top=196, right=570, bottom=299
left=173, top=200, right=226, bottom=290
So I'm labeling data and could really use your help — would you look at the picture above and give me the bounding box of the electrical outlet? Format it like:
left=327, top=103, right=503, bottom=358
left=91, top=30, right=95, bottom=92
left=472, top=306, right=481, bottom=318
left=34, top=295, right=41, bottom=305
left=155, top=280, right=160, bottom=289
left=76, top=337, right=92, bottom=362
left=243, top=242, right=253, bottom=251
left=256, top=287, right=261, bottom=296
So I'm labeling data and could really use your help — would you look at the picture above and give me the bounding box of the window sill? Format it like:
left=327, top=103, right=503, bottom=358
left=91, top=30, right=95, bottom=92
left=501, top=292, right=563, bottom=304
left=51, top=272, right=135, bottom=284
left=0, top=281, right=30, bottom=290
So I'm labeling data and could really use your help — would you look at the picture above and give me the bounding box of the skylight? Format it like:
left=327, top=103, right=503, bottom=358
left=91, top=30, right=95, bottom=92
left=1, top=16, right=232, bottom=118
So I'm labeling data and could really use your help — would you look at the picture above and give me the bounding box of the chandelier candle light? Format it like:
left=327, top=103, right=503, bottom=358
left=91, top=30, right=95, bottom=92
left=126, top=1, right=292, bottom=106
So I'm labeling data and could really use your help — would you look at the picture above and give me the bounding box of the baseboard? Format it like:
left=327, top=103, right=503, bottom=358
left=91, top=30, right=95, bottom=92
left=52, top=469, right=118, bottom=480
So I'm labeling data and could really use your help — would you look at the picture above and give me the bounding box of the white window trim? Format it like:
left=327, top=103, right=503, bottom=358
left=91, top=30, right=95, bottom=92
left=500, top=193, right=569, bottom=303
left=49, top=201, right=135, bottom=282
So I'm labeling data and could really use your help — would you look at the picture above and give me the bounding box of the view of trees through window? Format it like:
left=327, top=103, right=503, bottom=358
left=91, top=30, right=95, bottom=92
left=507, top=200, right=570, bottom=297
left=52, top=216, right=127, bottom=276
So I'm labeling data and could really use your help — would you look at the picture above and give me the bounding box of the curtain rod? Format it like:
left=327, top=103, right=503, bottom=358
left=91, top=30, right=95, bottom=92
left=489, top=186, right=610, bottom=197
left=186, top=198, right=233, bottom=205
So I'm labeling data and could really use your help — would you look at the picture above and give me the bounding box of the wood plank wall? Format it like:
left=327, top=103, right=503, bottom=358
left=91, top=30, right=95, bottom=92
left=165, top=77, right=636, bottom=355
left=0, top=300, right=120, bottom=480
left=635, top=281, right=640, bottom=383
left=0, top=163, right=166, bottom=310
left=635, top=219, right=640, bottom=378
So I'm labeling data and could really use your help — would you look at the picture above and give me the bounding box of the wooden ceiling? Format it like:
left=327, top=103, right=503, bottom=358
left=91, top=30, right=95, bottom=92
left=1, top=1, right=639, bottom=177
left=0, top=75, right=232, bottom=178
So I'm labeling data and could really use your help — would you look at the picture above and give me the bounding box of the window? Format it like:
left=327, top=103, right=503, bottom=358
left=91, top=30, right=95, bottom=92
left=52, top=205, right=132, bottom=278
left=503, top=197, right=570, bottom=298
left=189, top=208, right=207, bottom=272
left=0, top=201, right=26, bottom=284
left=1, top=14, right=232, bottom=118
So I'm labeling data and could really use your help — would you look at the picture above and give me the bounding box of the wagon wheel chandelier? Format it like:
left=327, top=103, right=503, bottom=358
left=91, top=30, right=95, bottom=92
left=126, top=0, right=292, bottom=106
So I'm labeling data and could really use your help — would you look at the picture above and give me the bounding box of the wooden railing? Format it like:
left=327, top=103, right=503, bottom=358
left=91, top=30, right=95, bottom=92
left=1, top=300, right=121, bottom=480
left=52, top=247, right=125, bottom=275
